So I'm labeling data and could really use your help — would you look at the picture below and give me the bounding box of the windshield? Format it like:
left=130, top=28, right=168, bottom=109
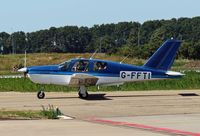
left=59, top=60, right=71, bottom=71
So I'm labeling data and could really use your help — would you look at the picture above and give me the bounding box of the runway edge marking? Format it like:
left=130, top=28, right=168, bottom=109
left=88, top=118, right=200, bottom=136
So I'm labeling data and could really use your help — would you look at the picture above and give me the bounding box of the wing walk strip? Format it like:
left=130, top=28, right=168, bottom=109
left=88, top=118, right=200, bottom=136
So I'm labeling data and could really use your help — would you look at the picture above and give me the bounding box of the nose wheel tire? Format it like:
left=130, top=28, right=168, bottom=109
left=78, top=86, right=89, bottom=99
left=37, top=91, right=45, bottom=99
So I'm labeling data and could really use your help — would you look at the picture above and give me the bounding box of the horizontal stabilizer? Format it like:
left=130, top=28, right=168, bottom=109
left=165, top=71, right=184, bottom=76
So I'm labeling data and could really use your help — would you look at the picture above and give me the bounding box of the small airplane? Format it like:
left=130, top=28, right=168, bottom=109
left=18, top=39, right=184, bottom=99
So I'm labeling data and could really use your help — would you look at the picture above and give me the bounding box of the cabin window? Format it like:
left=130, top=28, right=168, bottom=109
left=72, top=60, right=89, bottom=72
left=94, top=61, right=107, bottom=71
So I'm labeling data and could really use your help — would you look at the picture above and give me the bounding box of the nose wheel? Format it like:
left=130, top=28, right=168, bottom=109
left=78, top=86, right=89, bottom=99
left=37, top=90, right=45, bottom=99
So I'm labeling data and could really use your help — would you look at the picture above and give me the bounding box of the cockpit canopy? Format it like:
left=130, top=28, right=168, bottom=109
left=58, top=58, right=109, bottom=72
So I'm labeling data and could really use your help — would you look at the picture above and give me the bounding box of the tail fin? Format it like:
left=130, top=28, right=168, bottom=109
left=143, top=39, right=181, bottom=70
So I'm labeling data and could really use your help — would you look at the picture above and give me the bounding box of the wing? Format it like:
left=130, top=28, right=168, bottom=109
left=69, top=74, right=99, bottom=87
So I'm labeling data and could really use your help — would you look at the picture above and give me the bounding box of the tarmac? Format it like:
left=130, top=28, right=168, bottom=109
left=0, top=90, right=200, bottom=136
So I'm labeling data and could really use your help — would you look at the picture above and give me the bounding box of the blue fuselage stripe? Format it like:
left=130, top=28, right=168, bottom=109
left=28, top=71, right=181, bottom=79
left=29, top=71, right=119, bottom=77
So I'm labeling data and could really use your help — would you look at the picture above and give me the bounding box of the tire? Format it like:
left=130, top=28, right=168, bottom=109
left=37, top=91, right=45, bottom=99
left=78, top=91, right=89, bottom=99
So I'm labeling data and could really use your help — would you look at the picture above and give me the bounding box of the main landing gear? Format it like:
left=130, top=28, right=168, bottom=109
left=78, top=86, right=89, bottom=99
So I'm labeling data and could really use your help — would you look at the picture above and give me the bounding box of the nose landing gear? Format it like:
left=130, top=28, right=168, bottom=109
left=37, top=86, right=45, bottom=99
left=37, top=90, right=45, bottom=99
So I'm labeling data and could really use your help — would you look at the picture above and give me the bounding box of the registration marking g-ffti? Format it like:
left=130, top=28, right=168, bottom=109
left=120, top=71, right=151, bottom=80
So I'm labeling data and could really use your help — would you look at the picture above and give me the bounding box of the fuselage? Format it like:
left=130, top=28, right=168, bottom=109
left=26, top=58, right=183, bottom=86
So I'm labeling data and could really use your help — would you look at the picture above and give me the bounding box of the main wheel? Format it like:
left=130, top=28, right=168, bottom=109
left=37, top=91, right=45, bottom=99
left=78, top=91, right=88, bottom=99
left=78, top=86, right=89, bottom=99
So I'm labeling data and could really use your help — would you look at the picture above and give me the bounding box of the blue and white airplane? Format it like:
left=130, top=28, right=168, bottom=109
left=18, top=39, right=183, bottom=99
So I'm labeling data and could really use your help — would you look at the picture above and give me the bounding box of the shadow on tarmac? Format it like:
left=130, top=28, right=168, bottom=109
left=107, top=94, right=176, bottom=98
left=46, top=93, right=112, bottom=101
left=45, top=92, right=199, bottom=101
left=107, top=93, right=199, bottom=98
left=178, top=93, right=199, bottom=96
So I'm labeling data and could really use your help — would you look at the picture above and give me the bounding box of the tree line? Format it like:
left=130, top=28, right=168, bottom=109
left=0, top=16, right=200, bottom=59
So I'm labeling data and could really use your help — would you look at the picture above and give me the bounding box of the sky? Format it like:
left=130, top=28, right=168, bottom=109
left=0, top=0, right=200, bottom=33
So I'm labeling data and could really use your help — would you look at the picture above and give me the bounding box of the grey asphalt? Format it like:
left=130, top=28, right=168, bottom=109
left=0, top=90, right=200, bottom=136
left=0, top=120, right=168, bottom=136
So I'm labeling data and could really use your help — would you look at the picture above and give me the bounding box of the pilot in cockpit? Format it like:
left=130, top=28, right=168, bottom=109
left=74, top=60, right=89, bottom=72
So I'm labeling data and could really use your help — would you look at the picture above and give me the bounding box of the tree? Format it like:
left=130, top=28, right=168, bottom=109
left=1, top=16, right=200, bottom=59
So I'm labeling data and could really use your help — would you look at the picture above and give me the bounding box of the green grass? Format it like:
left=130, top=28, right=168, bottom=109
left=41, top=105, right=60, bottom=119
left=0, top=110, right=42, bottom=120
left=0, top=109, right=59, bottom=120
left=0, top=71, right=21, bottom=75
left=0, top=71, right=199, bottom=92
left=119, top=72, right=200, bottom=91
left=0, top=78, right=77, bottom=92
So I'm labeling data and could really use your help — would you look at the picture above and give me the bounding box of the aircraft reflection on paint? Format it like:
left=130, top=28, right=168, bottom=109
left=18, top=39, right=184, bottom=99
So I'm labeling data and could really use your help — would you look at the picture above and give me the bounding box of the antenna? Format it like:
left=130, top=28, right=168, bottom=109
left=24, top=50, right=27, bottom=67
left=120, top=54, right=130, bottom=64
left=24, top=34, right=28, bottom=68
left=89, top=49, right=98, bottom=59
